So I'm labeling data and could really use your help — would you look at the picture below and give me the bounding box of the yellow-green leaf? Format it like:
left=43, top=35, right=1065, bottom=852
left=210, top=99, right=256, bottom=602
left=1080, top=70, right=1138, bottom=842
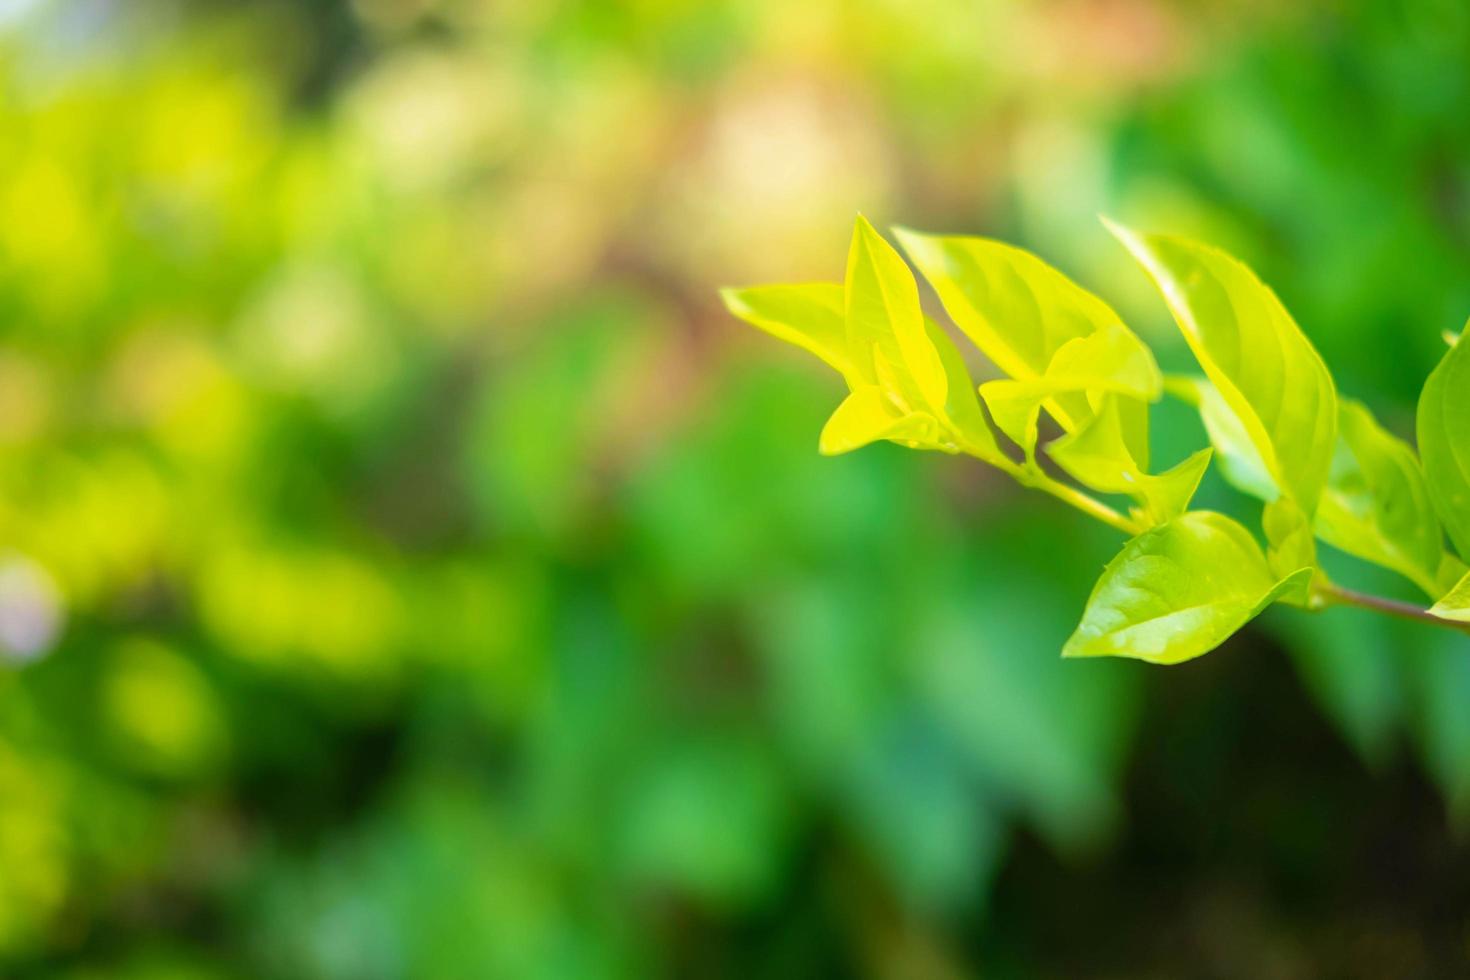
left=1430, top=569, right=1470, bottom=623
left=1047, top=398, right=1211, bottom=525
left=1317, top=399, right=1445, bottom=598
left=895, top=227, right=1156, bottom=461
left=1167, top=376, right=1278, bottom=502
left=1262, top=497, right=1318, bottom=604
left=846, top=216, right=946, bottom=413
left=925, top=318, right=1005, bottom=462
left=894, top=229, right=1122, bottom=384
left=978, top=324, right=1160, bottom=458
left=1417, top=328, right=1470, bottom=561
left=1108, top=222, right=1337, bottom=517
left=1063, top=511, right=1313, bottom=665
left=818, top=386, right=937, bottom=456
left=719, top=283, right=853, bottom=381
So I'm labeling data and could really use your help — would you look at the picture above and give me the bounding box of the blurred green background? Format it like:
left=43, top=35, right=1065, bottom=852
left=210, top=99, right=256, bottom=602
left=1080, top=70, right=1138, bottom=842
left=3, top=0, right=1470, bottom=976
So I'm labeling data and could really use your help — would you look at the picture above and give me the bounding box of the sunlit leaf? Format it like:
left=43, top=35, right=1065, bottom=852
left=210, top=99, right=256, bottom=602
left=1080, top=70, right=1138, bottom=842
left=925, top=318, right=1005, bottom=462
left=1317, top=400, right=1445, bottom=598
left=978, top=324, right=1160, bottom=459
left=1047, top=397, right=1211, bottom=525
left=818, top=386, right=937, bottom=456
left=1108, top=222, right=1337, bottom=519
left=894, top=228, right=1122, bottom=385
left=1430, top=569, right=1470, bottom=623
left=1064, top=512, right=1313, bottom=665
left=722, top=223, right=1006, bottom=462
left=720, top=283, right=854, bottom=381
left=896, top=227, right=1156, bottom=462
left=846, top=215, right=946, bottom=412
left=1262, top=497, right=1318, bottom=603
left=1166, top=375, right=1278, bottom=502
left=1417, top=328, right=1470, bottom=561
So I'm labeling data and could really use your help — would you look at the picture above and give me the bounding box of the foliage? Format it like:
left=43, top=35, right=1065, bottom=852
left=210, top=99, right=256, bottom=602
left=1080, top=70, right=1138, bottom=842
left=726, top=217, right=1470, bottom=663
left=4, top=0, right=1470, bottom=976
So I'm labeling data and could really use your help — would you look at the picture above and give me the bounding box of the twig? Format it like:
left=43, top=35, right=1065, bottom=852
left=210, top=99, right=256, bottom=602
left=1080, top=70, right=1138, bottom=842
left=1317, top=582, right=1470, bottom=635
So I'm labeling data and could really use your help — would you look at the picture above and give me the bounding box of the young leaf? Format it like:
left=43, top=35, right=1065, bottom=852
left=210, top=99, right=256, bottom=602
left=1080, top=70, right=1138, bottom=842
left=1417, top=328, right=1470, bottom=561
left=818, top=386, right=937, bottom=456
left=847, top=216, right=946, bottom=413
left=1047, top=397, right=1211, bottom=525
left=893, top=229, right=1121, bottom=385
left=978, top=325, right=1160, bottom=458
left=895, top=228, right=1157, bottom=463
left=722, top=223, right=1006, bottom=463
left=1430, top=569, right=1470, bottom=623
left=1107, top=222, right=1337, bottom=518
left=1317, top=400, right=1445, bottom=598
left=1063, top=511, right=1313, bottom=665
left=1262, top=497, right=1318, bottom=603
left=720, top=283, right=854, bottom=382
left=925, top=318, right=1006, bottom=462
left=1165, top=376, right=1278, bottom=502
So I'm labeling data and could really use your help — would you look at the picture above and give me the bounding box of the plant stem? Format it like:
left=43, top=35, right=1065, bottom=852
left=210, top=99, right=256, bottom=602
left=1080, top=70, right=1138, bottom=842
left=1029, top=472, right=1142, bottom=536
left=1317, top=582, right=1470, bottom=634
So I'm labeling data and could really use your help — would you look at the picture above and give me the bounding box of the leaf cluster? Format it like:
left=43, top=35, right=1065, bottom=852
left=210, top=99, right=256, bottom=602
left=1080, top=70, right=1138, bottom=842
left=725, top=217, right=1470, bottom=663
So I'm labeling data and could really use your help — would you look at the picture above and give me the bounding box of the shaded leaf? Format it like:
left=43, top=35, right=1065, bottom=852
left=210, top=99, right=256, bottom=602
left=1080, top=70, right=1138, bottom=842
left=1417, top=328, right=1470, bottom=561
left=1318, top=399, right=1445, bottom=598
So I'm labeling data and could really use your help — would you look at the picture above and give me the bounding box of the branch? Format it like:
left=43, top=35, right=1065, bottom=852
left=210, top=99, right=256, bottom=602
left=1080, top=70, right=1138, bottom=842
left=1317, top=582, right=1470, bottom=635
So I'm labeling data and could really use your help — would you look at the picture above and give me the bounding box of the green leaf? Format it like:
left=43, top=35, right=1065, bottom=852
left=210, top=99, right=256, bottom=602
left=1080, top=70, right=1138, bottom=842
left=818, top=386, right=937, bottom=456
left=1430, top=569, right=1470, bottom=623
left=846, top=215, right=946, bottom=414
left=1443, top=554, right=1470, bottom=594
left=896, top=227, right=1156, bottom=462
left=1047, top=397, right=1211, bottom=525
left=720, top=283, right=854, bottom=382
left=1417, top=328, right=1470, bottom=561
left=1165, top=376, right=1277, bottom=502
left=1063, top=512, right=1313, bottom=665
left=1317, top=400, right=1445, bottom=598
left=1262, top=497, right=1317, bottom=603
left=1108, top=222, right=1337, bottom=518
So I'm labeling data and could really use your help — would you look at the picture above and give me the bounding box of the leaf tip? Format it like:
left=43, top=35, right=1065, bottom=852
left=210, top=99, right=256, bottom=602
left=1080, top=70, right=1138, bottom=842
left=717, top=286, right=744, bottom=314
left=1427, top=602, right=1470, bottom=623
